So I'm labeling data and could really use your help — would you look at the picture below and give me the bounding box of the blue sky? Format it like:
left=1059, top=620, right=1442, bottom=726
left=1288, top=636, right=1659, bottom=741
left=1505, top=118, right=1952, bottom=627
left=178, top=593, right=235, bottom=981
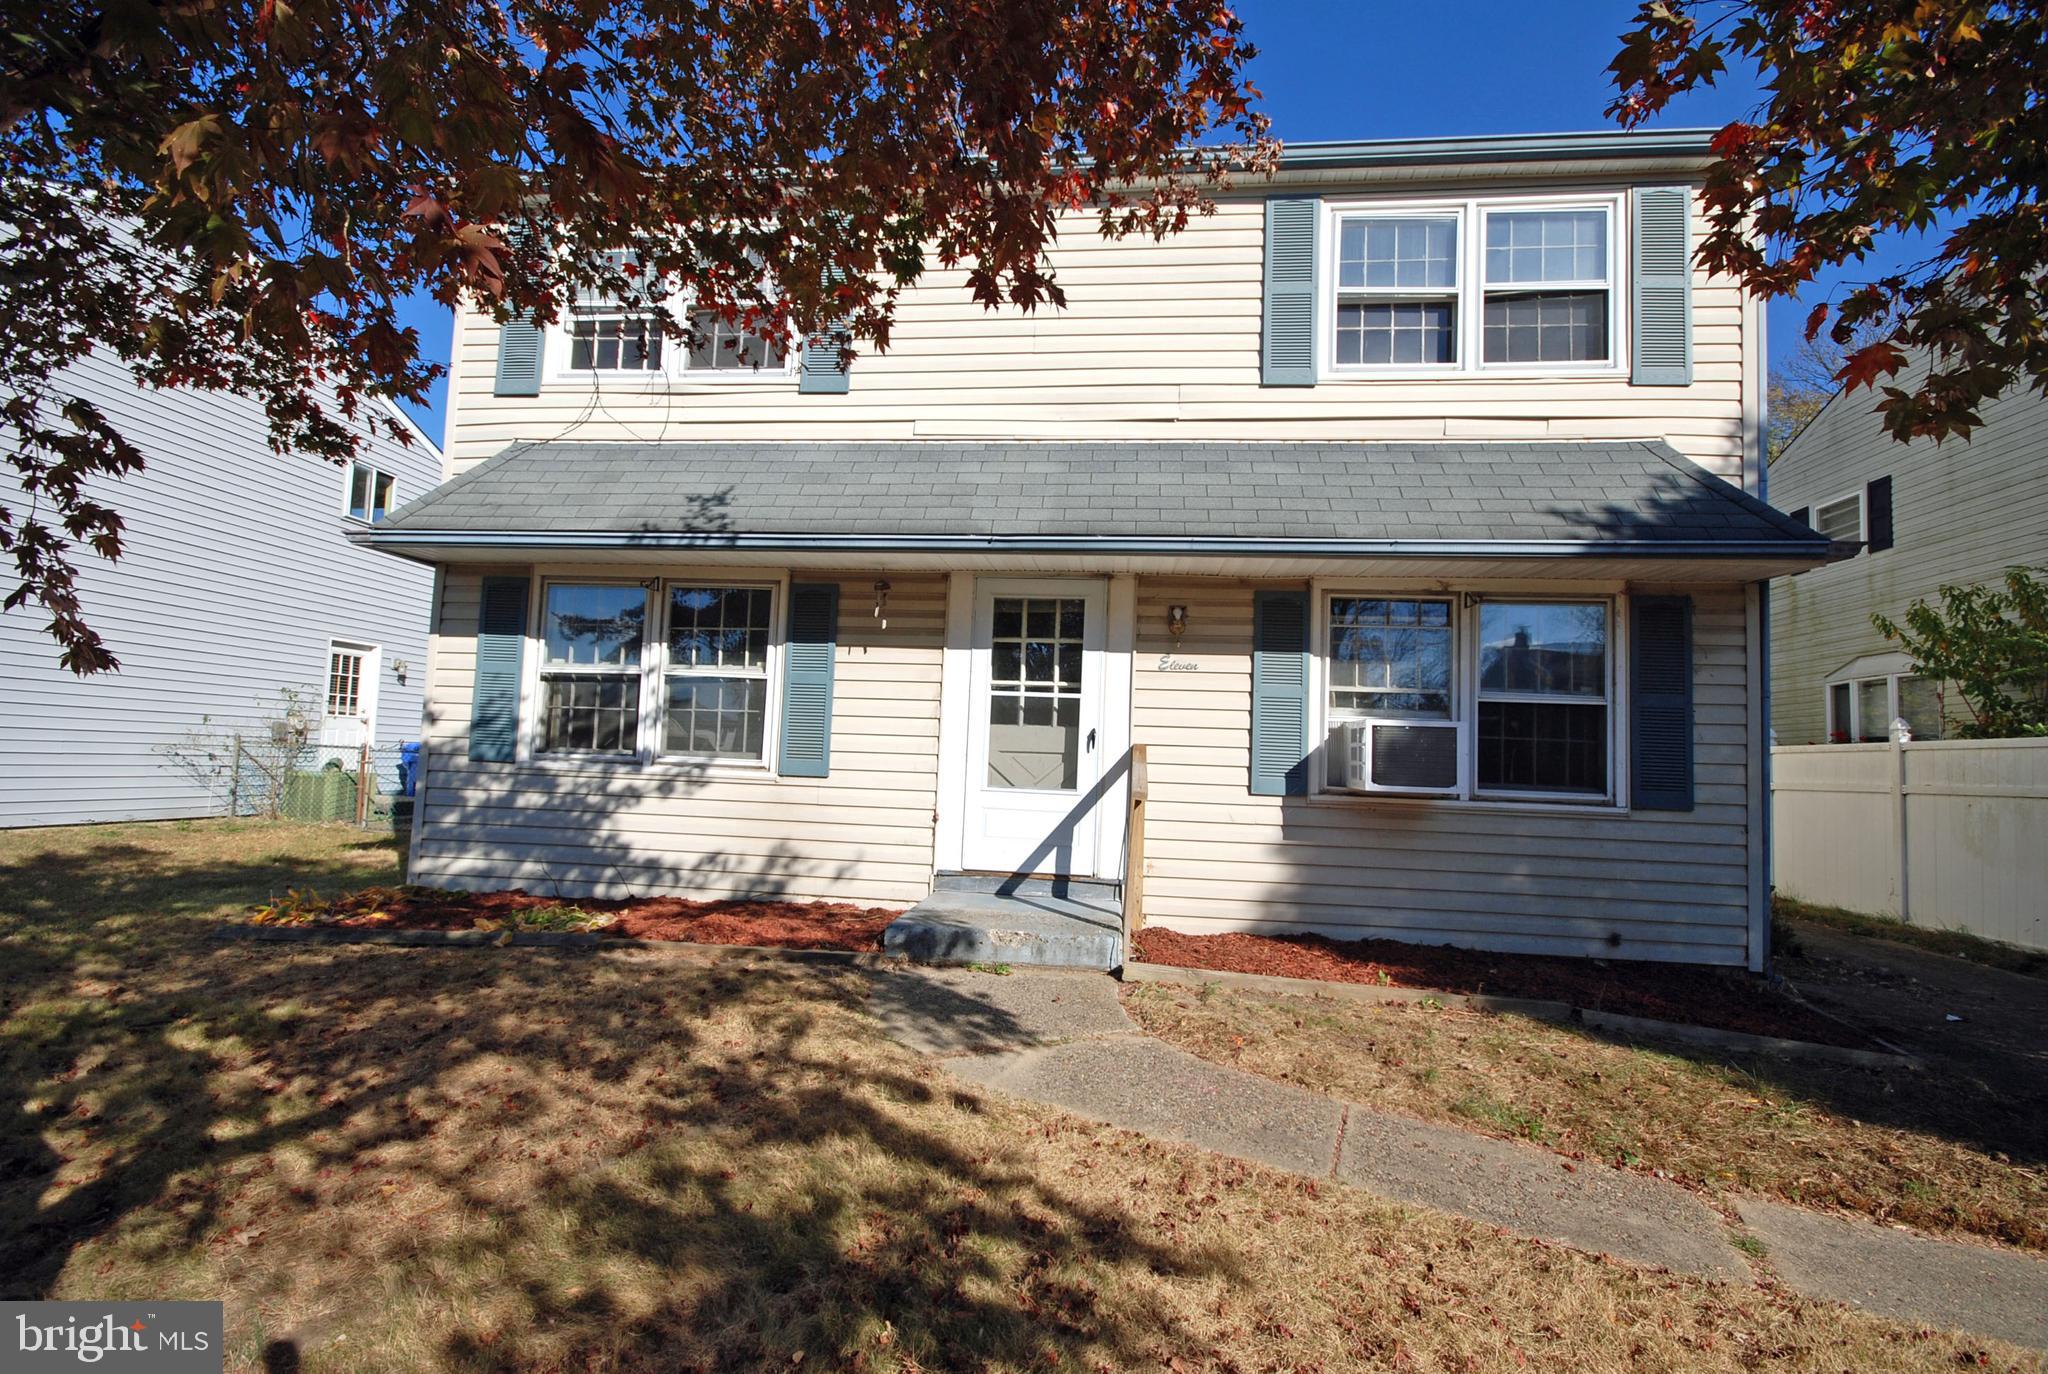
left=390, top=2, right=1912, bottom=443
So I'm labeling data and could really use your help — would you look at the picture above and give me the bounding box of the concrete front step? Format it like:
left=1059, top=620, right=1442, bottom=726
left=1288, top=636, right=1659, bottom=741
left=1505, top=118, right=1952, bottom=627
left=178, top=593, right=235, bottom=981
left=883, top=888, right=1124, bottom=969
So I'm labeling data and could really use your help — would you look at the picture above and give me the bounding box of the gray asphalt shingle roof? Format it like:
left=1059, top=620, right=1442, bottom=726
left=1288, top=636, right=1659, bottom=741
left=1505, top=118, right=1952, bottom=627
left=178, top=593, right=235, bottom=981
left=374, top=440, right=1820, bottom=547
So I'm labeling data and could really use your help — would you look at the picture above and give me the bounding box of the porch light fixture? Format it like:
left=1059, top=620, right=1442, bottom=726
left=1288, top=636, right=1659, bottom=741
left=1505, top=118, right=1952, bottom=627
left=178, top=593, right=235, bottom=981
left=1166, top=604, right=1188, bottom=645
left=391, top=658, right=410, bottom=683
left=872, top=580, right=891, bottom=630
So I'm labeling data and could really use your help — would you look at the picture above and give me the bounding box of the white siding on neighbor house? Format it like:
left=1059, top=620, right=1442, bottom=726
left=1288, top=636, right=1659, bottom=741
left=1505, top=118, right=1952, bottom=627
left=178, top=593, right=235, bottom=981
left=410, top=568, right=944, bottom=906
left=1129, top=577, right=1759, bottom=966
left=0, top=350, right=441, bottom=827
left=1769, top=358, right=2048, bottom=744
left=442, top=183, right=1753, bottom=483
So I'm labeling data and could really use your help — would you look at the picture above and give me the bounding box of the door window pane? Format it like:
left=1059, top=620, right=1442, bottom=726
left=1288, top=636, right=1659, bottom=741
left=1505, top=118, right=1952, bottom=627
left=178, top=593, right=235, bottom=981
left=326, top=650, right=363, bottom=717
left=987, top=596, right=1084, bottom=790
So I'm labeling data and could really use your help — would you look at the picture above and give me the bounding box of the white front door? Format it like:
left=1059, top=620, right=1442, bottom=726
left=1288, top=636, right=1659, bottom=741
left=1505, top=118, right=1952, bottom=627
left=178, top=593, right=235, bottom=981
left=961, top=578, right=1109, bottom=875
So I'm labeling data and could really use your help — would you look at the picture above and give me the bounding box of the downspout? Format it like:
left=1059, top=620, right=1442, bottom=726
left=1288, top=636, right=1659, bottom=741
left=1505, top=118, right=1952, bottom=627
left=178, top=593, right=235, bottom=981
left=1751, top=286, right=1775, bottom=973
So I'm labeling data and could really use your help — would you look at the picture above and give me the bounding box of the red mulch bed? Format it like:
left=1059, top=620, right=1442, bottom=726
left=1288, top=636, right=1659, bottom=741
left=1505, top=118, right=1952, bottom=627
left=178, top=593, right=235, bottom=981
left=1133, top=927, right=1870, bottom=1048
left=290, top=888, right=898, bottom=952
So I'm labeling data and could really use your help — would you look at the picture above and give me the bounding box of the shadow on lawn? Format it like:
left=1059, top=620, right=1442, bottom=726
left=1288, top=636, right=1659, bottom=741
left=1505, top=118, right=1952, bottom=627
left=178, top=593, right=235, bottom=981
left=0, top=832, right=1232, bottom=1370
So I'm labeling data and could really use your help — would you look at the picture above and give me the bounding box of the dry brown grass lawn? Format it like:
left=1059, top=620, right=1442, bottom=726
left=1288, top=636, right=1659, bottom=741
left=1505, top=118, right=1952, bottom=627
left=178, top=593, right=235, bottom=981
left=3, top=820, right=2040, bottom=1372
left=1122, top=981, right=2048, bottom=1256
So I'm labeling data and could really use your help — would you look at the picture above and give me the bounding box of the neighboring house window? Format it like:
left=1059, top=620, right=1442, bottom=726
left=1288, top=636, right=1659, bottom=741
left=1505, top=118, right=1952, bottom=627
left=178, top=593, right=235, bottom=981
left=1324, top=195, right=1620, bottom=377
left=662, top=585, right=774, bottom=760
left=1321, top=594, right=1615, bottom=803
left=346, top=463, right=395, bottom=523
left=1811, top=491, right=1864, bottom=544
left=1826, top=672, right=1944, bottom=742
left=327, top=646, right=365, bottom=717
left=537, top=583, right=648, bottom=755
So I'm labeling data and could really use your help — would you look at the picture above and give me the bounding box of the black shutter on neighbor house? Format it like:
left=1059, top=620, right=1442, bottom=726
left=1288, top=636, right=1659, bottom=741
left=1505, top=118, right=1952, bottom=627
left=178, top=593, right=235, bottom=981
left=1630, top=596, right=1694, bottom=811
left=1250, top=589, right=1311, bottom=795
left=470, top=575, right=531, bottom=762
left=1786, top=506, right=1810, bottom=530
left=1866, top=477, right=1895, bottom=551
left=777, top=582, right=839, bottom=776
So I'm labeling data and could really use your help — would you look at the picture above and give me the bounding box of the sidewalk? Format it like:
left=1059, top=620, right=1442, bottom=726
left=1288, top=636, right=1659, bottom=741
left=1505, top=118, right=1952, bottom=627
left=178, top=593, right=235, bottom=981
left=867, top=964, right=2048, bottom=1351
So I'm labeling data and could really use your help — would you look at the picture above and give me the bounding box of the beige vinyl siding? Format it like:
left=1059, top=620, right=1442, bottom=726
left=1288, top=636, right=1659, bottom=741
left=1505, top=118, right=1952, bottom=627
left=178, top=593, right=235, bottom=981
left=443, top=186, right=1748, bottom=481
left=1130, top=577, right=1757, bottom=966
left=1769, top=358, right=2048, bottom=744
left=411, top=568, right=943, bottom=905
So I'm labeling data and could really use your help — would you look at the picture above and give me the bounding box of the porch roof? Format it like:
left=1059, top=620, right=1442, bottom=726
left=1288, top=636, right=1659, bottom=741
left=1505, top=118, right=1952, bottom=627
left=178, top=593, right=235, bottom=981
left=356, top=439, right=1837, bottom=573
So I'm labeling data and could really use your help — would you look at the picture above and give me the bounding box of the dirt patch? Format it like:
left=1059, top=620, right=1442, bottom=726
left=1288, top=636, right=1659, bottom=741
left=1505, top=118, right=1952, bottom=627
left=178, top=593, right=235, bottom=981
left=249, top=885, right=898, bottom=952
left=1132, top=927, right=1868, bottom=1047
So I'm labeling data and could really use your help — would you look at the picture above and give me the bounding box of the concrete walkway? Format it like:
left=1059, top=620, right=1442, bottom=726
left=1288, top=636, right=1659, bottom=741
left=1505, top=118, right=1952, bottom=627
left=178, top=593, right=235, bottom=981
left=869, top=965, right=2048, bottom=1350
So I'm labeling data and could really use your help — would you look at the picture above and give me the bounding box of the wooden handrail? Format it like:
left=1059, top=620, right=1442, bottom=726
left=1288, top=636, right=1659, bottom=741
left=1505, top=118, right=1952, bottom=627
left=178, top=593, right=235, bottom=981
left=1122, top=744, right=1149, bottom=957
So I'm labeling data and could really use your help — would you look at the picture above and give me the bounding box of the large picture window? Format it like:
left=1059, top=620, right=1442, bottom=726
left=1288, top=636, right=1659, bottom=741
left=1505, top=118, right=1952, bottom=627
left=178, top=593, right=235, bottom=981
left=1321, top=593, right=1618, bottom=804
left=1325, top=196, right=1620, bottom=377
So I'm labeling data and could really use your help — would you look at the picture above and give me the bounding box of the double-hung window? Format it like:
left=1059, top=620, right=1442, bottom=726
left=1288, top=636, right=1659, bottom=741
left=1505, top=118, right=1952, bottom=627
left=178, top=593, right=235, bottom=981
left=662, top=585, right=773, bottom=759
left=1474, top=602, right=1611, bottom=796
left=1324, top=196, right=1620, bottom=376
left=1480, top=208, right=1613, bottom=365
left=1322, top=594, right=1617, bottom=804
left=567, top=251, right=666, bottom=373
left=537, top=583, right=648, bottom=755
left=532, top=579, right=780, bottom=763
left=1332, top=214, right=1461, bottom=368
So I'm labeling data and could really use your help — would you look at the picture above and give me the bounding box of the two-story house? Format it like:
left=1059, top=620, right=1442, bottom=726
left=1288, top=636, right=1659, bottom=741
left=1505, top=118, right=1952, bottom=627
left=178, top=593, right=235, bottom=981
left=1770, top=354, right=2048, bottom=745
left=0, top=350, right=442, bottom=826
left=359, top=129, right=1832, bottom=972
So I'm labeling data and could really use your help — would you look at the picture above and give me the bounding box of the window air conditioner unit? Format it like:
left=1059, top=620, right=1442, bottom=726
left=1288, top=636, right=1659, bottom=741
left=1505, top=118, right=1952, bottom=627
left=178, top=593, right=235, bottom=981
left=1335, top=719, right=1460, bottom=795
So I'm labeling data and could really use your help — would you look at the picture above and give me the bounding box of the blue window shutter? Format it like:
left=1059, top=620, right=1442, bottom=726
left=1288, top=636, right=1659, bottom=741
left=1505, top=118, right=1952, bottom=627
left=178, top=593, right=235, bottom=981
left=1631, top=186, right=1693, bottom=386
left=1261, top=196, right=1320, bottom=387
left=1866, top=476, right=1895, bottom=551
left=1250, top=589, right=1311, bottom=795
left=799, top=254, right=851, bottom=394
left=798, top=329, right=850, bottom=394
left=778, top=582, right=839, bottom=776
left=1630, top=596, right=1694, bottom=811
left=470, top=576, right=530, bottom=762
left=493, top=316, right=544, bottom=396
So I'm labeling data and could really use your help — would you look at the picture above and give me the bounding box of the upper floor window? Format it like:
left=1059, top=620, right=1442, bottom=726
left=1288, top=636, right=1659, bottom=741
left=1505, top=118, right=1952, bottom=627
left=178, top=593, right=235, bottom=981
left=555, top=250, right=790, bottom=382
left=685, top=310, right=780, bottom=373
left=346, top=462, right=394, bottom=523
left=1324, top=196, right=1621, bottom=378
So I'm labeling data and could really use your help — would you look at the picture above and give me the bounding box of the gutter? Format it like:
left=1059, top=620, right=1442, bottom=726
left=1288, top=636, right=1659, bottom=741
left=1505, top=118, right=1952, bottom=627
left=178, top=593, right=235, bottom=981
left=1268, top=129, right=1717, bottom=172
left=352, top=528, right=1837, bottom=561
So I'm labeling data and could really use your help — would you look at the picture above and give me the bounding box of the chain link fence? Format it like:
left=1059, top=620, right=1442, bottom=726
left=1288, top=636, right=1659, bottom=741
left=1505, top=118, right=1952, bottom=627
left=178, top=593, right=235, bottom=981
left=161, top=727, right=416, bottom=831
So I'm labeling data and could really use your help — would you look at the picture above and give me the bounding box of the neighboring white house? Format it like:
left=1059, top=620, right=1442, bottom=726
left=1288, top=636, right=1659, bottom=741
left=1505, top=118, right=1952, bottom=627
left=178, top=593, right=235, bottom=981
left=358, top=129, right=1834, bottom=971
left=1769, top=354, right=2048, bottom=745
left=0, top=351, right=442, bottom=826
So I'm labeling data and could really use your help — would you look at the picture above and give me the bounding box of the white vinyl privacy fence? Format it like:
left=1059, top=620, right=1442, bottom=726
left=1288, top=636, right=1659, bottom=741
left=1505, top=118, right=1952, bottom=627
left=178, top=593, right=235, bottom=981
left=1771, top=739, right=2048, bottom=951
